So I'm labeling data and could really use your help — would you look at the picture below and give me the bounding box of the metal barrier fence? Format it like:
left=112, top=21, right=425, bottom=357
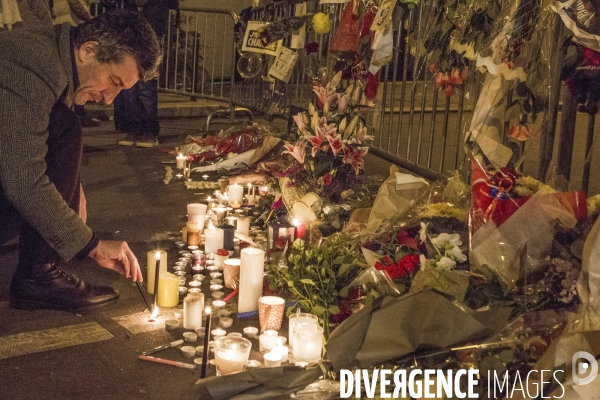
left=92, top=2, right=600, bottom=195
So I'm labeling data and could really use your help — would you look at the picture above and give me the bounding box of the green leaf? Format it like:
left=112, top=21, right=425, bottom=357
left=339, top=286, right=349, bottom=298
left=333, top=256, right=345, bottom=265
left=311, top=305, right=326, bottom=316
left=300, top=279, right=316, bottom=285
left=337, top=262, right=354, bottom=277
left=328, top=305, right=341, bottom=315
left=287, top=280, right=295, bottom=287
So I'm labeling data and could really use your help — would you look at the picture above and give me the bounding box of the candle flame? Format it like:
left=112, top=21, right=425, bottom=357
left=149, top=305, right=159, bottom=320
left=205, top=307, right=211, bottom=315
left=155, top=251, right=161, bottom=261
left=208, top=221, right=215, bottom=230
left=293, top=218, right=300, bottom=226
left=178, top=153, right=183, bottom=157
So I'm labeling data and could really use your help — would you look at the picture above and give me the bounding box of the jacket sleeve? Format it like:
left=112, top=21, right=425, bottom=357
left=0, top=35, right=94, bottom=261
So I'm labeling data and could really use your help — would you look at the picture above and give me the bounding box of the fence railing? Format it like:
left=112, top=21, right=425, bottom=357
left=94, top=2, right=600, bottom=196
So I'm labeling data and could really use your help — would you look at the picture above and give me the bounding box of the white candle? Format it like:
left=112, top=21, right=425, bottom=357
left=259, top=330, right=278, bottom=352
left=205, top=227, right=224, bottom=256
left=146, top=250, right=167, bottom=294
left=263, top=351, right=282, bottom=367
left=238, top=247, right=265, bottom=313
left=228, top=184, right=244, bottom=205
left=187, top=203, right=207, bottom=227
left=215, top=349, right=248, bottom=375
left=236, top=217, right=250, bottom=236
left=292, top=324, right=323, bottom=366
left=176, top=153, right=186, bottom=169
left=183, top=294, right=204, bottom=330
left=247, top=183, right=252, bottom=196
left=288, top=313, right=318, bottom=348
left=273, top=341, right=289, bottom=363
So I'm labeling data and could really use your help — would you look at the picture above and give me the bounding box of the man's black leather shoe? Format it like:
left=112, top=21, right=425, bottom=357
left=9, top=263, right=119, bottom=312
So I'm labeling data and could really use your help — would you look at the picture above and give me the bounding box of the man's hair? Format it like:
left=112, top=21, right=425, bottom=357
left=71, top=10, right=162, bottom=81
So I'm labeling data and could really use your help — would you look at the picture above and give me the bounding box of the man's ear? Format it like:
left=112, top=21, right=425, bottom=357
left=77, top=41, right=99, bottom=63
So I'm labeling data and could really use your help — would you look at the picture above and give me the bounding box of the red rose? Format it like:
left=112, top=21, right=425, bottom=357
left=322, top=173, right=333, bottom=186
left=397, top=254, right=420, bottom=275
left=396, top=230, right=420, bottom=251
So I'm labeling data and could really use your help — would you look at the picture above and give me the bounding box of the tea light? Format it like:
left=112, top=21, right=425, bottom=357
left=263, top=351, right=282, bottom=367
left=188, top=288, right=201, bottom=295
left=210, top=284, right=223, bottom=292
left=243, top=326, right=258, bottom=339
left=211, top=328, right=226, bottom=339
left=165, top=319, right=179, bottom=331
left=212, top=291, right=225, bottom=300
left=209, top=272, right=222, bottom=279
left=183, top=332, right=198, bottom=343
left=259, top=330, right=278, bottom=352
left=246, top=360, right=261, bottom=368
left=210, top=279, right=223, bottom=285
left=178, top=286, right=188, bottom=297
left=230, top=201, right=242, bottom=209
left=219, top=317, right=233, bottom=328
left=188, top=280, right=202, bottom=288
left=218, top=309, right=232, bottom=318
left=212, top=300, right=226, bottom=310
left=180, top=345, right=197, bottom=358
left=273, top=339, right=289, bottom=363
left=227, top=332, right=242, bottom=338
left=202, top=174, right=209, bottom=180
left=187, top=245, right=199, bottom=251
left=179, top=251, right=191, bottom=256
left=175, top=241, right=185, bottom=249
left=192, top=274, right=205, bottom=282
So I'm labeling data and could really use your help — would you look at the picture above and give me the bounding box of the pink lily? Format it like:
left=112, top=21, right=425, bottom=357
left=282, top=141, right=306, bottom=164
left=313, top=84, right=338, bottom=109
left=349, top=124, right=374, bottom=144
left=292, top=113, right=308, bottom=134
left=326, top=134, right=345, bottom=156
left=343, top=146, right=369, bottom=174
left=305, top=128, right=327, bottom=157
left=337, top=93, right=349, bottom=115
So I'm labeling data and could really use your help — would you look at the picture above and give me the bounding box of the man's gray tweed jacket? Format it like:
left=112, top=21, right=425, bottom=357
left=0, top=24, right=93, bottom=261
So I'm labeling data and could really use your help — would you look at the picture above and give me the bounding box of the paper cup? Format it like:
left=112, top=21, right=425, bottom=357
left=258, top=296, right=285, bottom=333
left=223, top=258, right=241, bottom=289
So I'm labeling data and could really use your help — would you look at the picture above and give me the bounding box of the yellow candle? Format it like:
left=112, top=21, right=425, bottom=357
left=157, top=272, right=180, bottom=307
left=146, top=250, right=167, bottom=295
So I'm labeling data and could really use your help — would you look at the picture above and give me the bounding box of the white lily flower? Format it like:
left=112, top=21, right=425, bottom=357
left=419, top=222, right=428, bottom=242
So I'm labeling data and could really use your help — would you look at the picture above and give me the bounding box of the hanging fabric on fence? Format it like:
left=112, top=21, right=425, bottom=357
left=330, top=0, right=360, bottom=52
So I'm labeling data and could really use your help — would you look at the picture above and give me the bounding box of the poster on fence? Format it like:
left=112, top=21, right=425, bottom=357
left=242, top=21, right=281, bottom=56
left=268, top=46, right=299, bottom=83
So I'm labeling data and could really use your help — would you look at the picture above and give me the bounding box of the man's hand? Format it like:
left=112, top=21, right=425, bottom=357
left=79, top=184, right=87, bottom=223
left=88, top=240, right=142, bottom=282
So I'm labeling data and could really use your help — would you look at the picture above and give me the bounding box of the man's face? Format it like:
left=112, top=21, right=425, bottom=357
left=73, top=42, right=140, bottom=106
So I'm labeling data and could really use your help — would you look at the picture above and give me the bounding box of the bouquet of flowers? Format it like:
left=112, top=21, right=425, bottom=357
left=279, top=71, right=373, bottom=203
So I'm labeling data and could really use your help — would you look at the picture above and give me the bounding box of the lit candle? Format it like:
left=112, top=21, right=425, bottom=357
left=230, top=201, right=241, bottom=209
left=238, top=247, right=265, bottom=313
left=258, top=186, right=269, bottom=196
left=200, top=307, right=211, bottom=378
left=288, top=312, right=318, bottom=348
left=187, top=203, right=207, bottom=227
left=214, top=338, right=252, bottom=376
left=176, top=153, right=186, bottom=170
left=146, top=250, right=167, bottom=295
left=236, top=217, right=250, bottom=236
left=183, top=293, right=204, bottom=330
left=273, top=338, right=289, bottom=363
left=247, top=183, right=252, bottom=196
left=156, top=272, right=180, bottom=307
left=263, top=351, right=282, bottom=367
left=258, top=330, right=278, bottom=352
left=293, top=219, right=306, bottom=240
left=186, top=221, right=200, bottom=246
left=292, top=324, right=323, bottom=366
left=228, top=184, right=244, bottom=205
left=202, top=174, right=209, bottom=180
left=204, top=225, right=224, bottom=256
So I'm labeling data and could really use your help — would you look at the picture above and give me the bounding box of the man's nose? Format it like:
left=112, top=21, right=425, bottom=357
left=102, top=88, right=122, bottom=105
